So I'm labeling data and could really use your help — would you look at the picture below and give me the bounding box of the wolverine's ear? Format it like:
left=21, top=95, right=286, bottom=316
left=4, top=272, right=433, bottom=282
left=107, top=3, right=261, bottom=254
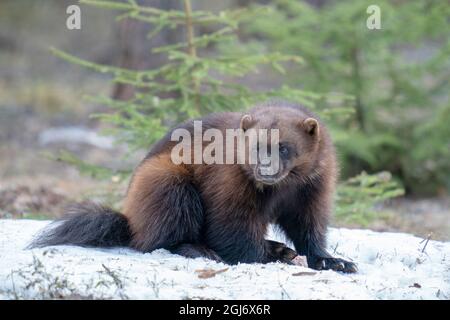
left=240, top=114, right=254, bottom=131
left=302, top=118, right=320, bottom=137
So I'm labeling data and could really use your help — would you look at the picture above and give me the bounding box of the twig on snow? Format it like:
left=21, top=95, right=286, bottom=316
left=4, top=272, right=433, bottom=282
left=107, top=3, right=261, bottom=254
left=420, top=233, right=433, bottom=253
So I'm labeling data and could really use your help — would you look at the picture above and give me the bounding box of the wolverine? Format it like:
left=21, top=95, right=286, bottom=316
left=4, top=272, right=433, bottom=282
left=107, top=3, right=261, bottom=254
left=30, top=100, right=357, bottom=273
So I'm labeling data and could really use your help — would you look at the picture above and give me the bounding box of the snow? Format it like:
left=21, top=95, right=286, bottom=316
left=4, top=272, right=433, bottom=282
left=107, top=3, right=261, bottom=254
left=38, top=127, right=114, bottom=149
left=0, top=219, right=449, bottom=300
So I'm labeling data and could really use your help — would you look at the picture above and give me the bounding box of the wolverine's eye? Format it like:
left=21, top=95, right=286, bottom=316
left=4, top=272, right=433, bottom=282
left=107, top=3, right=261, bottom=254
left=279, top=145, right=289, bottom=157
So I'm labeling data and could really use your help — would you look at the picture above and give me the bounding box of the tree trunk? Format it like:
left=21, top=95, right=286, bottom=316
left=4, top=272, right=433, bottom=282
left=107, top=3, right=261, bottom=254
left=112, top=0, right=181, bottom=100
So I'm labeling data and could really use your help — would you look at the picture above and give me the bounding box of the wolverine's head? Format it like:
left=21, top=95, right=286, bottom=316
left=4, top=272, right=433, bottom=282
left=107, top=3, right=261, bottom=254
left=238, top=104, right=322, bottom=186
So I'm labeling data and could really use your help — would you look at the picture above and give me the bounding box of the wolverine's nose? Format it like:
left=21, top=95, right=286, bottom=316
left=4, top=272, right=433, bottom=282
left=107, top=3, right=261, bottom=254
left=257, top=155, right=281, bottom=176
left=258, top=165, right=278, bottom=176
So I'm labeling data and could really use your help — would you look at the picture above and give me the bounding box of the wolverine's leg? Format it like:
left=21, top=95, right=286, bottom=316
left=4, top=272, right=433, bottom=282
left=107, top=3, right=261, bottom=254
left=170, top=243, right=224, bottom=262
left=277, top=183, right=357, bottom=273
left=265, top=240, right=298, bottom=264
left=124, top=154, right=204, bottom=253
left=173, top=239, right=297, bottom=265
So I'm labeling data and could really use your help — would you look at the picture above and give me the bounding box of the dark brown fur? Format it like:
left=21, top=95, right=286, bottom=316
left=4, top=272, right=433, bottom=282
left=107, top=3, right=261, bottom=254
left=30, top=100, right=356, bottom=273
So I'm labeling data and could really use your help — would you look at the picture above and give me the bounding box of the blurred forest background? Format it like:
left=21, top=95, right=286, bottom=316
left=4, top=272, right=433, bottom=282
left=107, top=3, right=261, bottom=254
left=0, top=0, right=448, bottom=240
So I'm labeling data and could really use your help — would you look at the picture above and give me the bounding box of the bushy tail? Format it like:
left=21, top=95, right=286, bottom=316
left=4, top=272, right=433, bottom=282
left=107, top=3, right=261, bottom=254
left=28, top=202, right=131, bottom=249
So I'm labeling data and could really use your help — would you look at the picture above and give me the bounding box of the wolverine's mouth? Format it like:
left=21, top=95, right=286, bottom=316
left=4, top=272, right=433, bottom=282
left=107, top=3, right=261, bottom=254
left=255, top=177, right=282, bottom=185
left=253, top=166, right=288, bottom=185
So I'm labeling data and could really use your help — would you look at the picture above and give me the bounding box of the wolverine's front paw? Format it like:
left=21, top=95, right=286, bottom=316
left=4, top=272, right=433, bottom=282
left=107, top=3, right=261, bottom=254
left=309, top=256, right=357, bottom=273
left=265, top=240, right=298, bottom=264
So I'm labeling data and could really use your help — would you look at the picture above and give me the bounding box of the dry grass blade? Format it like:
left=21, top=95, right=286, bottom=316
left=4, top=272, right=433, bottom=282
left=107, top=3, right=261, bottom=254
left=292, top=271, right=317, bottom=276
left=195, top=268, right=229, bottom=279
left=420, top=233, right=433, bottom=253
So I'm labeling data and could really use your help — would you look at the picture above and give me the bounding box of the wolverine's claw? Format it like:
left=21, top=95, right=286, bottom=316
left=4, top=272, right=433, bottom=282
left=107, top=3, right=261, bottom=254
left=344, top=262, right=358, bottom=273
left=310, top=256, right=357, bottom=273
left=333, top=261, right=345, bottom=271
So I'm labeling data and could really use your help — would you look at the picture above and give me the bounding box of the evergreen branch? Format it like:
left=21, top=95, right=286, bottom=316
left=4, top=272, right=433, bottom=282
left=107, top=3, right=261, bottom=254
left=50, top=47, right=138, bottom=78
left=80, top=0, right=244, bottom=27
left=52, top=150, right=131, bottom=181
left=152, top=27, right=235, bottom=53
left=80, top=0, right=172, bottom=16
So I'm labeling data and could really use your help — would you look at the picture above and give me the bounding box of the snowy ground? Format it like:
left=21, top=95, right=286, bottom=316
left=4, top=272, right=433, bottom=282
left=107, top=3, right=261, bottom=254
left=0, top=219, right=449, bottom=300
